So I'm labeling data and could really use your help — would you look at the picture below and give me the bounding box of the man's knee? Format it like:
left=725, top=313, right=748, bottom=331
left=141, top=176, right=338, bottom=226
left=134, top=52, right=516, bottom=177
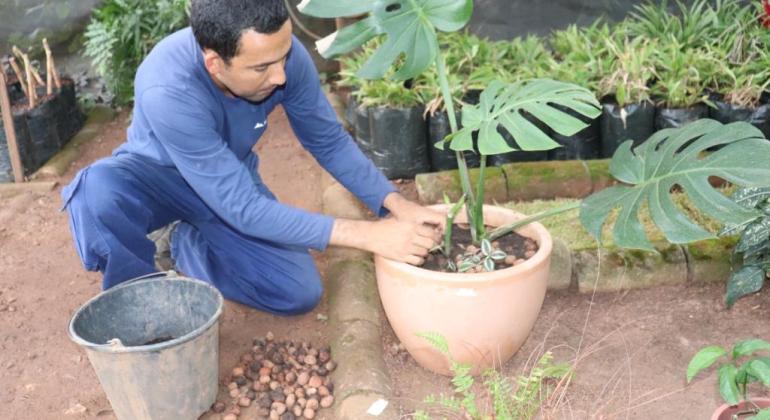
left=284, top=279, right=322, bottom=315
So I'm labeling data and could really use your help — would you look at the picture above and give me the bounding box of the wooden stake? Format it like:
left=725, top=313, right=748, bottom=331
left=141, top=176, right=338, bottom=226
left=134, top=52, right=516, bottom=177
left=42, top=39, right=60, bottom=90
left=8, top=57, right=28, bottom=97
left=22, top=55, right=36, bottom=108
left=43, top=39, right=53, bottom=95
left=13, top=48, right=37, bottom=108
left=0, top=71, right=26, bottom=183
left=30, top=65, right=45, bottom=89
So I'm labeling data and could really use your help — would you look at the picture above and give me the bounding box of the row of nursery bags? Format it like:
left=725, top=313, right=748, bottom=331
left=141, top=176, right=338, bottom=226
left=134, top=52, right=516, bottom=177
left=346, top=99, right=770, bottom=179
left=0, top=78, right=84, bottom=182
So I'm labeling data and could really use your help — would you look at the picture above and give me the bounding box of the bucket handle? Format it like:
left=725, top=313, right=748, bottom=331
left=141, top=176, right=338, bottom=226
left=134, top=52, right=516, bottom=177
left=118, top=270, right=178, bottom=287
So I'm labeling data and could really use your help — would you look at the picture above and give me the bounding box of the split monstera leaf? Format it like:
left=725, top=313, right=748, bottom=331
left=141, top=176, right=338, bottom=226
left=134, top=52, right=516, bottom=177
left=300, top=0, right=770, bottom=287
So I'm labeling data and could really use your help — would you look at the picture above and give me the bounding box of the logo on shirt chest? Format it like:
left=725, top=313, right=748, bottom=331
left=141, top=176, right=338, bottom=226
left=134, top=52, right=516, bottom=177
left=254, top=120, right=267, bottom=130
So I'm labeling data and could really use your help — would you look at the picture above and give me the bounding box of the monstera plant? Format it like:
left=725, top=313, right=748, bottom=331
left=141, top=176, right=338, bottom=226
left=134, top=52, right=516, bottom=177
left=300, top=0, right=770, bottom=375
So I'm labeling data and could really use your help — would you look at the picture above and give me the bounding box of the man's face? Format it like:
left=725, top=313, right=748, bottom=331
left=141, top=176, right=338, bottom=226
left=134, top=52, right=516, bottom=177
left=206, top=20, right=293, bottom=102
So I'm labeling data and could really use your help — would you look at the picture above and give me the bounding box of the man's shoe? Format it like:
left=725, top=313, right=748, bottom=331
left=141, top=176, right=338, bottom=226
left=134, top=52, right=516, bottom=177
left=148, top=221, right=179, bottom=271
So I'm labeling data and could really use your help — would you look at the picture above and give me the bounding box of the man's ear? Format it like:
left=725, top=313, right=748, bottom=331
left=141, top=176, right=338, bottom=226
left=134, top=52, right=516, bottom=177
left=203, top=49, right=225, bottom=76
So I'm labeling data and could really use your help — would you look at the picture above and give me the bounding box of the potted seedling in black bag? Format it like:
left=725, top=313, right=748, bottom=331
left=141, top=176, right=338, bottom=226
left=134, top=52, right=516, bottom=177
left=338, top=40, right=430, bottom=179
left=546, top=22, right=611, bottom=161
left=597, top=35, right=657, bottom=158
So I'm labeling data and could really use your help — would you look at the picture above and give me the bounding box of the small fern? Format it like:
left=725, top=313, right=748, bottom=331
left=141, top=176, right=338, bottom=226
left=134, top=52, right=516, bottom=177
left=414, top=332, right=571, bottom=420
left=83, top=0, right=189, bottom=105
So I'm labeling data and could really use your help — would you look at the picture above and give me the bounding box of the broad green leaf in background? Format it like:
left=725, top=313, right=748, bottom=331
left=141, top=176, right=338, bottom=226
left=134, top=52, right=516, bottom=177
left=580, top=120, right=770, bottom=250
left=733, top=339, right=770, bottom=359
left=299, top=0, right=473, bottom=80
left=726, top=265, right=766, bottom=308
left=687, top=345, right=727, bottom=382
left=718, top=364, right=741, bottom=406
left=446, top=79, right=600, bottom=155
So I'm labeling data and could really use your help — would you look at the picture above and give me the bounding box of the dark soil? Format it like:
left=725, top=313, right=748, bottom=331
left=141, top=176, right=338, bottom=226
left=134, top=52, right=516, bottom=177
left=422, top=225, right=538, bottom=273
left=142, top=336, right=174, bottom=346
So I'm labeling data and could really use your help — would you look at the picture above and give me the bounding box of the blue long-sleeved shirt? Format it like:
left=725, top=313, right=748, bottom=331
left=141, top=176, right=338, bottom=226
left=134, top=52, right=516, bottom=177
left=114, top=28, right=395, bottom=250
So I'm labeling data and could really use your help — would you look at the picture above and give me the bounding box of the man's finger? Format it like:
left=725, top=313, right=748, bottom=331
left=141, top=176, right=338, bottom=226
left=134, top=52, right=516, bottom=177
left=416, top=223, right=440, bottom=240
left=404, top=255, right=425, bottom=266
left=412, top=235, right=435, bottom=251
left=409, top=243, right=430, bottom=257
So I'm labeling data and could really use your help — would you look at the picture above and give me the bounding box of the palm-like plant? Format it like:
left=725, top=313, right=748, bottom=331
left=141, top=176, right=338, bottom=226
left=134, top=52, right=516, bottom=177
left=300, top=0, right=770, bottom=270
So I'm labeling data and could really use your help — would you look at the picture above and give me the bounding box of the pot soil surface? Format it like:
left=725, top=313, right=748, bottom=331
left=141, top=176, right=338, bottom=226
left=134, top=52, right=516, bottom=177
left=422, top=226, right=538, bottom=273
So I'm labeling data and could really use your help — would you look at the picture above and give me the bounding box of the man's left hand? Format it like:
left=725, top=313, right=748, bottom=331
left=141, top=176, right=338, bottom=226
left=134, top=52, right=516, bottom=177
left=383, top=192, right=446, bottom=230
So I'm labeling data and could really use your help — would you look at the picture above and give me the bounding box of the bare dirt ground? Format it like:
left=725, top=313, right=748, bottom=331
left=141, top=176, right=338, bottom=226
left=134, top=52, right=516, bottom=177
left=1, top=106, right=769, bottom=420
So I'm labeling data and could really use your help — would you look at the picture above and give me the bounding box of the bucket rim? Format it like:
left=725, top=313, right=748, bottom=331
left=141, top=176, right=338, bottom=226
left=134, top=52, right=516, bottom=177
left=67, top=275, right=224, bottom=353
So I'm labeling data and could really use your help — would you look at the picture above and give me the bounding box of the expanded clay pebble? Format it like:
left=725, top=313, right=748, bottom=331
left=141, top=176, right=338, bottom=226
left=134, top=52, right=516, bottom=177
left=208, top=332, right=337, bottom=418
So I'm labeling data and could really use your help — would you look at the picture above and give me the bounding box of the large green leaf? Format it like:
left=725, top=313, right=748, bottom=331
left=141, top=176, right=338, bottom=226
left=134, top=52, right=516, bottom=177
left=580, top=120, right=770, bottom=250
left=687, top=345, right=727, bottom=382
left=447, top=79, right=600, bottom=155
left=718, top=364, right=741, bottom=406
left=299, top=0, right=473, bottom=80
left=733, top=339, right=770, bottom=359
left=726, top=265, right=766, bottom=308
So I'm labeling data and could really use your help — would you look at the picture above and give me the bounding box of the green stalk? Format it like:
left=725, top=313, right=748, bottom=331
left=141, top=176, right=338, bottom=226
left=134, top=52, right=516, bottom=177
left=435, top=51, right=477, bottom=240
left=473, top=155, right=487, bottom=242
left=444, top=194, right=466, bottom=256
left=488, top=202, right=581, bottom=241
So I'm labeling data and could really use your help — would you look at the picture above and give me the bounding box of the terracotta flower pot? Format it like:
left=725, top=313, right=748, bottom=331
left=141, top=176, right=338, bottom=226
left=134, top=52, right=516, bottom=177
left=374, top=205, right=552, bottom=376
left=711, top=398, right=770, bottom=420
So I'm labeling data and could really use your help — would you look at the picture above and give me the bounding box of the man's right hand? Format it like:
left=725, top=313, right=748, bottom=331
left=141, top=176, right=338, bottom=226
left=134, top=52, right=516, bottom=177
left=329, top=218, right=441, bottom=265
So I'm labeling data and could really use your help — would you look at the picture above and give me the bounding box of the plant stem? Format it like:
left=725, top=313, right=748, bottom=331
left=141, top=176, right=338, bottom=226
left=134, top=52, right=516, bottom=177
left=488, top=202, right=581, bottom=242
left=435, top=50, right=477, bottom=240
left=444, top=195, right=466, bottom=256
left=474, top=155, right=487, bottom=242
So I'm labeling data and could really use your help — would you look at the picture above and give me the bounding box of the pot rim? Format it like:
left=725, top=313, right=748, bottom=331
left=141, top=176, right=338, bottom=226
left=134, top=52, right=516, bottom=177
left=375, top=204, right=553, bottom=283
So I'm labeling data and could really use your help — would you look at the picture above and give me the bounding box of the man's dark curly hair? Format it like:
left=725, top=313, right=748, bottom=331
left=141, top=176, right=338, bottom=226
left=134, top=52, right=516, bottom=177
left=190, top=0, right=289, bottom=64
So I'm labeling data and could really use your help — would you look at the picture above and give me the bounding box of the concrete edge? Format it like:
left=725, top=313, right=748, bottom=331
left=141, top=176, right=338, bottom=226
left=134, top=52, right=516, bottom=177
left=30, top=106, right=117, bottom=180
left=322, top=181, right=398, bottom=420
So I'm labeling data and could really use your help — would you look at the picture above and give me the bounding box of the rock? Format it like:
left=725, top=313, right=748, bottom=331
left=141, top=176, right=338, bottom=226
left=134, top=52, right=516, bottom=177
left=238, top=397, right=251, bottom=407
left=234, top=376, right=247, bottom=387
left=318, top=350, right=331, bottom=363
left=324, top=361, right=336, bottom=372
left=306, top=387, right=317, bottom=396
left=504, top=255, right=516, bottom=266
left=259, top=367, right=272, bottom=377
left=270, top=380, right=280, bottom=390
left=293, top=405, right=303, bottom=417
left=303, top=408, right=316, bottom=419
left=297, top=372, right=309, bottom=386
left=318, top=386, right=329, bottom=397
left=212, top=401, right=226, bottom=413
left=223, top=414, right=238, bottom=420
left=266, top=331, right=275, bottom=341
left=306, top=398, right=319, bottom=411
left=285, top=371, right=297, bottom=384
left=304, top=355, right=317, bottom=366
left=308, top=375, right=323, bottom=388
left=232, top=367, right=245, bottom=377
left=272, top=401, right=287, bottom=415
left=258, top=408, right=270, bottom=417
left=320, top=395, right=334, bottom=408
left=229, top=388, right=240, bottom=398
left=524, top=250, right=535, bottom=259
left=228, top=382, right=238, bottom=390
left=286, top=393, right=296, bottom=408
left=281, top=412, right=296, bottom=420
left=259, top=375, right=271, bottom=384
left=270, top=410, right=280, bottom=420
left=270, top=390, right=286, bottom=403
